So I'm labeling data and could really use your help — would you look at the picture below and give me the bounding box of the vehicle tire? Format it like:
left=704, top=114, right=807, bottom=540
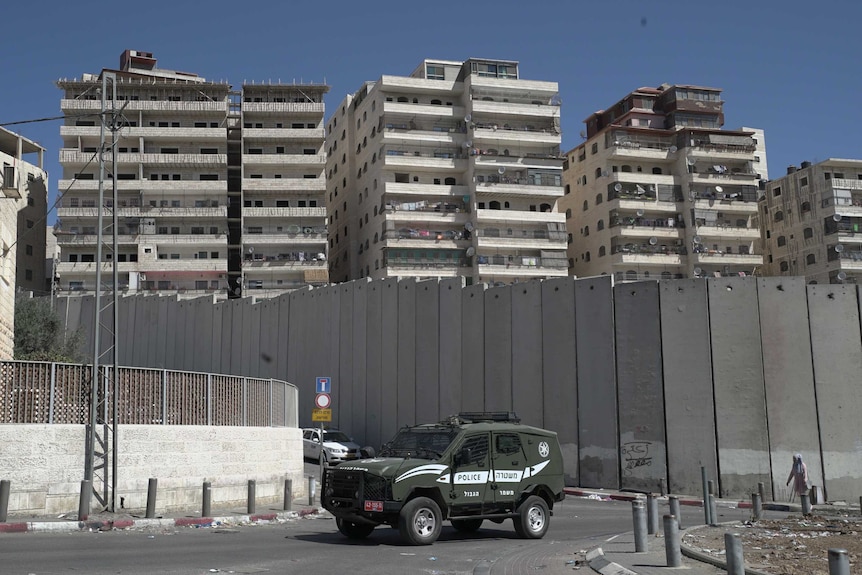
left=336, top=517, right=375, bottom=539
left=513, top=495, right=549, bottom=539
left=450, top=518, right=483, bottom=533
left=398, top=497, right=442, bottom=545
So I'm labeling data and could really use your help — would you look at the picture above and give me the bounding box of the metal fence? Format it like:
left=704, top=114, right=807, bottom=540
left=0, top=361, right=298, bottom=427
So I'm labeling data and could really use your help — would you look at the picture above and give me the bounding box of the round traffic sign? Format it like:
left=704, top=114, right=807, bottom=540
left=315, top=393, right=331, bottom=409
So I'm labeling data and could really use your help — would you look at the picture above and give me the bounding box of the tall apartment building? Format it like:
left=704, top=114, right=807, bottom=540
left=560, top=84, right=768, bottom=282
left=760, top=159, right=862, bottom=284
left=56, top=50, right=328, bottom=299
left=325, top=58, right=567, bottom=285
left=0, top=126, right=48, bottom=358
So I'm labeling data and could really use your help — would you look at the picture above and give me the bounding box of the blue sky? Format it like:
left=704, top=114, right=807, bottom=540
left=2, top=0, right=860, bottom=223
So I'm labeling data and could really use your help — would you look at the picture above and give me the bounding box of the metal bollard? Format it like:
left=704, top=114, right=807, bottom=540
left=202, top=481, right=212, bottom=517
left=146, top=478, right=158, bottom=519
left=707, top=479, right=715, bottom=496
left=283, top=478, right=293, bottom=511
left=758, top=481, right=765, bottom=502
left=724, top=532, right=745, bottom=575
left=247, top=479, right=256, bottom=514
left=801, top=493, right=811, bottom=515
left=0, top=479, right=10, bottom=523
left=663, top=515, right=681, bottom=567
left=708, top=494, right=718, bottom=526
left=308, top=476, right=316, bottom=506
left=701, top=466, right=711, bottom=525
left=828, top=548, right=850, bottom=575
left=632, top=500, right=648, bottom=552
left=668, top=495, right=681, bottom=530
left=659, top=477, right=667, bottom=497
left=78, top=479, right=91, bottom=521
left=751, top=492, right=762, bottom=521
left=646, top=493, right=659, bottom=535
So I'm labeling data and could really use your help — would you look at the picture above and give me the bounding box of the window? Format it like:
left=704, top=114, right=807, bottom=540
left=780, top=261, right=789, bottom=272
left=598, top=245, right=606, bottom=257
left=652, top=167, right=662, bottom=175
left=773, top=186, right=781, bottom=197
left=591, top=142, right=598, bottom=154
left=803, top=227, right=813, bottom=239
left=25, top=245, right=33, bottom=256
left=777, top=236, right=786, bottom=247
left=565, top=208, right=572, bottom=219
left=200, top=148, right=218, bottom=154
left=800, top=177, right=808, bottom=187
left=583, top=200, right=588, bottom=211
left=583, top=226, right=590, bottom=237
left=595, top=167, right=602, bottom=179
left=25, top=269, right=33, bottom=281
left=565, top=184, right=570, bottom=195
left=597, top=219, right=604, bottom=231
left=774, top=211, right=784, bottom=222
left=595, top=193, right=603, bottom=205
left=806, top=254, right=816, bottom=265
left=801, top=201, right=811, bottom=213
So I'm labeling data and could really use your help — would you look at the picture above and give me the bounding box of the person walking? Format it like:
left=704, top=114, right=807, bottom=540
left=786, top=453, right=809, bottom=501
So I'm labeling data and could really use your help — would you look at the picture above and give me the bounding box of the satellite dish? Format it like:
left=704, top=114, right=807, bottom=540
left=579, top=130, right=587, bottom=139
left=835, top=244, right=845, bottom=253
left=636, top=209, right=645, bottom=217
left=464, top=114, right=472, bottom=122
left=465, top=140, right=472, bottom=147
left=715, top=186, right=724, bottom=193
left=601, top=170, right=609, bottom=178
left=649, top=237, right=658, bottom=246
left=693, top=267, right=703, bottom=276
left=669, top=145, right=678, bottom=153
left=550, top=94, right=562, bottom=106
left=464, top=221, right=474, bottom=232
left=248, top=246, right=254, bottom=253
left=686, top=156, right=696, bottom=166
left=837, top=271, right=848, bottom=281
left=498, top=167, right=506, bottom=174
left=693, top=235, right=702, bottom=244
left=614, top=183, right=623, bottom=192
left=465, top=247, right=475, bottom=257
left=833, top=214, right=842, bottom=222
left=287, top=225, right=300, bottom=234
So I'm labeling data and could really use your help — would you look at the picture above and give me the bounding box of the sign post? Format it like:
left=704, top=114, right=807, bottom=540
left=315, top=377, right=332, bottom=475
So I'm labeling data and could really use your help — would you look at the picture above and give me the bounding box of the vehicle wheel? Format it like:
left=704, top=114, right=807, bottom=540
left=450, top=518, right=483, bottom=533
left=398, top=497, right=442, bottom=545
left=336, top=517, right=375, bottom=539
left=513, top=495, right=549, bottom=539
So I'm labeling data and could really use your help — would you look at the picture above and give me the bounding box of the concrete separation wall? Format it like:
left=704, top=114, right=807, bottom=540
left=0, top=425, right=304, bottom=518
left=51, top=276, right=862, bottom=500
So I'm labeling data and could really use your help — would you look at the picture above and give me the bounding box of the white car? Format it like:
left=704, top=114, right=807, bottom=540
left=302, top=428, right=362, bottom=463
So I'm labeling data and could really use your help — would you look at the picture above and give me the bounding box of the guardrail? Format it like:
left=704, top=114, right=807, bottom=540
left=0, top=361, right=297, bottom=427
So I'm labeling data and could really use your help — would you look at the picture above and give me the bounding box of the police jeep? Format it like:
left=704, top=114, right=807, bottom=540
left=321, top=412, right=565, bottom=545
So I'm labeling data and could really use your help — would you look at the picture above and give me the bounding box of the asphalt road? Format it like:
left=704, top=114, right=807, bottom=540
left=0, top=494, right=771, bottom=575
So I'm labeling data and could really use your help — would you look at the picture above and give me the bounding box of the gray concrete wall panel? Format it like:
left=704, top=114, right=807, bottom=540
left=438, top=277, right=464, bottom=420
left=575, top=275, right=619, bottom=489
left=78, top=296, right=95, bottom=366
left=257, top=298, right=278, bottom=379
left=379, top=279, right=399, bottom=443
left=238, top=299, right=254, bottom=377
left=248, top=300, right=262, bottom=378
left=614, top=281, right=667, bottom=493
left=807, top=284, right=862, bottom=501
left=511, top=282, right=543, bottom=427
left=155, top=297, right=170, bottom=369
left=218, top=300, right=232, bottom=376
left=164, top=295, right=179, bottom=371
left=415, top=280, right=440, bottom=424
left=757, top=278, right=821, bottom=501
left=461, top=283, right=487, bottom=412
left=351, top=279, right=369, bottom=443
left=541, top=278, right=578, bottom=486
left=484, top=285, right=513, bottom=412
left=117, top=296, right=134, bottom=366
left=396, top=278, right=417, bottom=428
left=181, top=299, right=196, bottom=371
left=275, top=293, right=291, bottom=382
left=337, top=283, right=354, bottom=434
left=659, top=279, right=717, bottom=496
left=286, top=289, right=309, bottom=417
left=708, top=277, right=770, bottom=497
left=193, top=296, right=215, bottom=373
left=364, top=280, right=383, bottom=449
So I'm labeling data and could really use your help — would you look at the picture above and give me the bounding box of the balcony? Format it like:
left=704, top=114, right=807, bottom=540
left=242, top=127, right=324, bottom=141
left=242, top=178, right=325, bottom=192
left=57, top=179, right=227, bottom=192
left=384, top=258, right=471, bottom=277
left=381, top=127, right=458, bottom=146
left=607, top=139, right=678, bottom=161
left=383, top=200, right=469, bottom=223
left=243, top=153, right=326, bottom=166
left=242, top=206, right=326, bottom=218
left=692, top=251, right=762, bottom=266
left=693, top=224, right=760, bottom=240
left=60, top=99, right=227, bottom=114
left=242, top=232, right=327, bottom=244
left=241, top=102, right=325, bottom=115
left=57, top=206, right=226, bottom=219
left=383, top=228, right=469, bottom=247
left=383, top=152, right=467, bottom=171
left=59, top=149, right=226, bottom=168
left=471, top=99, right=559, bottom=119
left=691, top=167, right=760, bottom=185
left=611, top=243, right=686, bottom=266
left=475, top=255, right=568, bottom=278
left=472, top=153, right=561, bottom=171
left=57, top=259, right=227, bottom=274
left=831, top=178, right=862, bottom=191
left=475, top=209, right=565, bottom=225
left=60, top=126, right=226, bottom=141
left=687, top=143, right=757, bottom=161
left=56, top=233, right=140, bottom=246
left=471, top=124, right=560, bottom=147
left=382, top=101, right=465, bottom=120
left=384, top=182, right=469, bottom=198
left=475, top=228, right=567, bottom=250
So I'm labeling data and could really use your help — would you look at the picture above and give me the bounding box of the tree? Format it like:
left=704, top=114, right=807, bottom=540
left=14, top=294, right=84, bottom=362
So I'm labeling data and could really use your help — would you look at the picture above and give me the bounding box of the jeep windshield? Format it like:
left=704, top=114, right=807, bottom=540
left=379, top=427, right=459, bottom=459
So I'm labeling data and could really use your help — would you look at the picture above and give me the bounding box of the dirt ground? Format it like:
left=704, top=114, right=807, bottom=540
left=682, top=514, right=861, bottom=575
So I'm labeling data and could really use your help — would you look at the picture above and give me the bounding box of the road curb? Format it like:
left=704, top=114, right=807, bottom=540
left=680, top=523, right=774, bottom=575
left=1, top=507, right=324, bottom=534
left=563, top=487, right=799, bottom=513
left=585, top=546, right=637, bottom=575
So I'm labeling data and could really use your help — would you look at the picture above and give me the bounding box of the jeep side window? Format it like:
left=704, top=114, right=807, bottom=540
left=460, top=435, right=489, bottom=467
left=495, top=433, right=522, bottom=455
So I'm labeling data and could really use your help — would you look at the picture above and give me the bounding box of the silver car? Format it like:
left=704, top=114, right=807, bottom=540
left=302, top=428, right=362, bottom=463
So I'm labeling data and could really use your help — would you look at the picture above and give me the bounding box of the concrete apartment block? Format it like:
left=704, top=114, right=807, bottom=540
left=325, top=58, right=568, bottom=286
left=560, top=84, right=769, bottom=282
left=55, top=50, right=329, bottom=300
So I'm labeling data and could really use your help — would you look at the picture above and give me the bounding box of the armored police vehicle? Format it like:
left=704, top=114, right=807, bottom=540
left=321, top=412, right=565, bottom=545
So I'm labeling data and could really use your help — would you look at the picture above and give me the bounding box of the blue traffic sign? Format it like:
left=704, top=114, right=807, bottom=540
left=316, top=377, right=331, bottom=394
